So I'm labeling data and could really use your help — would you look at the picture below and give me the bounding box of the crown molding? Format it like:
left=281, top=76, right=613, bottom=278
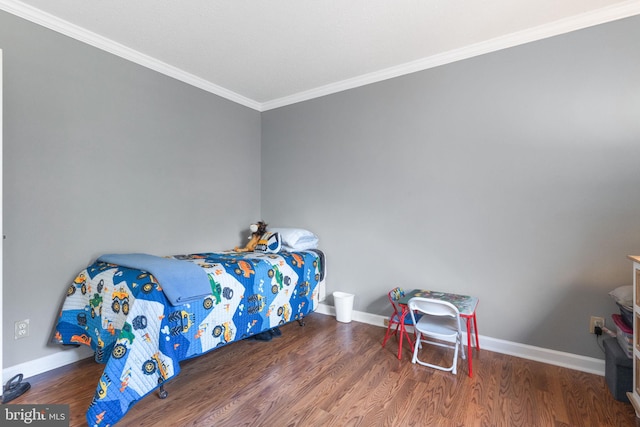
left=260, top=0, right=640, bottom=111
left=0, top=0, right=262, bottom=111
left=2, top=0, right=639, bottom=112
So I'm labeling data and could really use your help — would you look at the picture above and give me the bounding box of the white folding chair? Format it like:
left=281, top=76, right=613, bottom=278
left=408, top=297, right=466, bottom=374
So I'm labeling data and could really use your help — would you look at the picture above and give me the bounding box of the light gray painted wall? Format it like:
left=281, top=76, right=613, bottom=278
left=1, top=11, right=261, bottom=367
left=261, top=15, right=640, bottom=359
left=2, top=10, right=639, bottom=369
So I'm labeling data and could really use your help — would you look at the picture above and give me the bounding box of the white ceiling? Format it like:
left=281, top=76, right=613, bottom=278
left=2, top=0, right=640, bottom=111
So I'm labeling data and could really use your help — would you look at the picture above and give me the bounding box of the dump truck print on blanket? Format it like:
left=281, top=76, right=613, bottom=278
left=54, top=251, right=323, bottom=426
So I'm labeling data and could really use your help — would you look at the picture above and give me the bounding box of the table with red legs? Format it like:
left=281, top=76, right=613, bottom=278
left=398, top=289, right=480, bottom=377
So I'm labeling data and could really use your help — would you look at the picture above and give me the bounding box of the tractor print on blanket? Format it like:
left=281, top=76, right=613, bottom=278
left=208, top=274, right=223, bottom=304
left=89, top=293, right=103, bottom=319
left=111, top=286, right=130, bottom=315
left=168, top=310, right=195, bottom=336
left=247, top=294, right=265, bottom=314
left=67, top=272, right=87, bottom=296
left=268, top=265, right=291, bottom=294
left=203, top=276, right=234, bottom=310
left=111, top=322, right=135, bottom=359
left=142, top=352, right=170, bottom=381
left=297, top=281, right=310, bottom=298
left=212, top=321, right=234, bottom=343
left=95, top=373, right=112, bottom=400
left=277, top=304, right=291, bottom=324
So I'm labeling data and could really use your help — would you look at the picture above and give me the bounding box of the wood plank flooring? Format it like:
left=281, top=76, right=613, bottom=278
left=7, top=313, right=638, bottom=426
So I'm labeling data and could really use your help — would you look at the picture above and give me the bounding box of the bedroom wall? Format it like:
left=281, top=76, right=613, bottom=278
left=261, top=15, right=640, bottom=359
left=0, top=11, right=262, bottom=368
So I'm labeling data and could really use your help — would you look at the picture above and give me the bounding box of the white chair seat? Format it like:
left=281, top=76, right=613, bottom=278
left=415, top=316, right=458, bottom=338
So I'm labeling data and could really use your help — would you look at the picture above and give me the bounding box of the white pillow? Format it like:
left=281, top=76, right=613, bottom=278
left=270, top=227, right=319, bottom=250
left=609, top=285, right=633, bottom=309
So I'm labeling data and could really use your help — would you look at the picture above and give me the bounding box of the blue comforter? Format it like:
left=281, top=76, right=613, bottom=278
left=54, top=250, right=323, bottom=426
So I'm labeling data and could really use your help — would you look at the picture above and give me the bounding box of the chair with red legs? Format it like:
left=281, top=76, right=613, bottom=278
left=381, top=287, right=415, bottom=359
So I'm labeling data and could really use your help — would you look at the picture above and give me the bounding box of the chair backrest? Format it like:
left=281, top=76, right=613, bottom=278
left=388, top=287, right=405, bottom=314
left=408, top=297, right=460, bottom=325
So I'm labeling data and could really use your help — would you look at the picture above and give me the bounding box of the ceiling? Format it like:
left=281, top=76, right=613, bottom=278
left=2, top=0, right=640, bottom=111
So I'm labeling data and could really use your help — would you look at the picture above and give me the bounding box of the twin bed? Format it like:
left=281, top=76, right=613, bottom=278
left=54, top=249, right=325, bottom=426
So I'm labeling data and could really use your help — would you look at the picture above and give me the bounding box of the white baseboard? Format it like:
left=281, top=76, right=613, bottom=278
left=2, top=346, right=94, bottom=382
left=316, top=302, right=606, bottom=376
left=3, top=303, right=605, bottom=381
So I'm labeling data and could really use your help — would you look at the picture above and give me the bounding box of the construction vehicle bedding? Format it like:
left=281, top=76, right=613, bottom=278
left=54, top=250, right=324, bottom=426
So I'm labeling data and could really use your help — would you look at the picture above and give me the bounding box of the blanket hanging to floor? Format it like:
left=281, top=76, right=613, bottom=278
left=55, top=250, right=323, bottom=426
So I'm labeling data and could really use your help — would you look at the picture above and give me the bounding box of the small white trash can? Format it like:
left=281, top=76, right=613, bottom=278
left=333, top=291, right=355, bottom=323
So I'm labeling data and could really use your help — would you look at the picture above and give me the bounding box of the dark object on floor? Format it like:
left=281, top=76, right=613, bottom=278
left=604, top=337, right=632, bottom=403
left=2, top=373, right=31, bottom=404
left=248, top=327, right=282, bottom=341
left=250, top=331, right=273, bottom=341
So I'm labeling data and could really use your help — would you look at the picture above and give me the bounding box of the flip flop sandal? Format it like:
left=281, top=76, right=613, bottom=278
left=2, top=373, right=31, bottom=404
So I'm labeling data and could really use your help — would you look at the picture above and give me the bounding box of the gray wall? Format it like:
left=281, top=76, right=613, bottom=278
left=1, top=11, right=262, bottom=367
left=261, top=15, right=640, bottom=359
left=2, top=10, right=639, bottom=369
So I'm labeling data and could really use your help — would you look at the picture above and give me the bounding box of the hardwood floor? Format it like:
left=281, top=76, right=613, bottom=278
left=7, top=313, right=637, bottom=426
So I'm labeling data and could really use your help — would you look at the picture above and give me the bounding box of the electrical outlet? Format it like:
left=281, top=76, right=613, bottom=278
left=15, top=319, right=29, bottom=339
left=590, top=316, right=604, bottom=334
